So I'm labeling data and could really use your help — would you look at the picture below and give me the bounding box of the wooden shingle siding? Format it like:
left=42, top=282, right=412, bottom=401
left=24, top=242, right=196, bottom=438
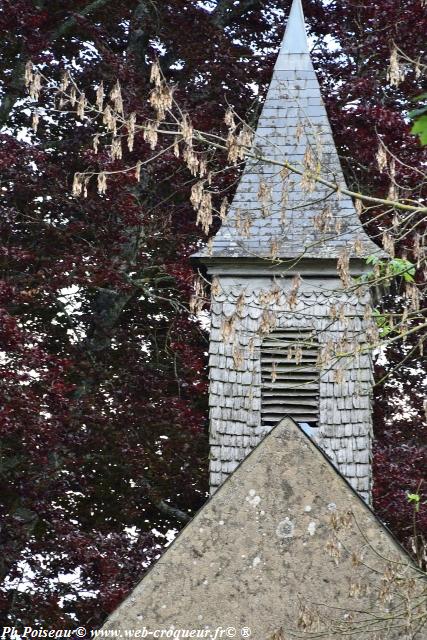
left=208, top=284, right=373, bottom=503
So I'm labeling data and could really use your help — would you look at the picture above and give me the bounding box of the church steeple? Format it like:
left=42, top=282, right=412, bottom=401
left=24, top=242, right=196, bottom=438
left=197, top=0, right=380, bottom=262
left=195, top=0, right=378, bottom=505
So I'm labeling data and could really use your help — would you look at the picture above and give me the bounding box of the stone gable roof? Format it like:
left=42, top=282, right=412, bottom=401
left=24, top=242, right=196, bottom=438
left=101, top=418, right=419, bottom=638
left=195, top=0, right=382, bottom=261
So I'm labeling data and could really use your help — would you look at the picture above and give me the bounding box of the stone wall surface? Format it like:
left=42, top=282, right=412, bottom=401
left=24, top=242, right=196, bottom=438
left=102, top=418, right=424, bottom=639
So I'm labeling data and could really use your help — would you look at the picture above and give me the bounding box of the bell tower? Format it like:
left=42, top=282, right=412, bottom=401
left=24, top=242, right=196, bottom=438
left=193, top=0, right=382, bottom=502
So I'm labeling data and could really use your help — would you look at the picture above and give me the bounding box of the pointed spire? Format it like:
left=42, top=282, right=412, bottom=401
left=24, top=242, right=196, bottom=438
left=280, top=0, right=309, bottom=55
left=275, top=0, right=311, bottom=71
left=193, top=0, right=382, bottom=262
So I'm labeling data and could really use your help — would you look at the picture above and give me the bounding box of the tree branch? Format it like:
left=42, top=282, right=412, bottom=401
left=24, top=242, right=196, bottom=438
left=51, top=0, right=115, bottom=40
left=0, top=59, right=26, bottom=127
left=138, top=478, right=192, bottom=523
left=127, top=0, right=156, bottom=70
left=212, top=0, right=264, bottom=28
left=0, top=0, right=114, bottom=127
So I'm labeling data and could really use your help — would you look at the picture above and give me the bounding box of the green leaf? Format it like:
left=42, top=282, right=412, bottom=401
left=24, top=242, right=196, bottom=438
left=372, top=309, right=392, bottom=337
left=407, top=493, right=421, bottom=512
left=364, top=257, right=415, bottom=289
left=389, top=258, right=416, bottom=282
left=411, top=115, right=427, bottom=145
left=407, top=493, right=420, bottom=501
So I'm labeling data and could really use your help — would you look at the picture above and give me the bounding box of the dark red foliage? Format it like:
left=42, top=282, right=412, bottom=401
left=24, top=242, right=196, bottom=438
left=0, top=0, right=426, bottom=629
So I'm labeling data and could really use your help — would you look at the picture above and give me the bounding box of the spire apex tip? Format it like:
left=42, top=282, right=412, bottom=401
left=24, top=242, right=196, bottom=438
left=281, top=0, right=309, bottom=55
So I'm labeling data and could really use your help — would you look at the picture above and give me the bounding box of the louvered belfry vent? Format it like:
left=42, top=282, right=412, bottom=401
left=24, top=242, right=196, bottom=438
left=261, top=328, right=320, bottom=428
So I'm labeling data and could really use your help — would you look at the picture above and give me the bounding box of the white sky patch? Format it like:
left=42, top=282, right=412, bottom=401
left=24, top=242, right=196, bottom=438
left=58, top=284, right=82, bottom=315
left=136, top=337, right=151, bottom=355
left=78, top=40, right=101, bottom=63
left=152, top=38, right=167, bottom=56
left=4, top=554, right=97, bottom=607
left=120, top=20, right=130, bottom=37
left=165, top=528, right=178, bottom=546
left=374, top=346, right=388, bottom=366
left=0, top=350, right=10, bottom=366
left=249, top=82, right=259, bottom=96
left=57, top=285, right=86, bottom=343
left=169, top=60, right=185, bottom=71
left=3, top=558, right=38, bottom=595
left=267, top=6, right=285, bottom=20
left=196, top=309, right=210, bottom=331
left=151, top=527, right=179, bottom=547
left=322, top=33, right=341, bottom=53
left=124, top=525, right=140, bottom=542
left=20, top=368, right=41, bottom=385
left=16, top=126, right=33, bottom=144
left=342, top=99, right=361, bottom=112
left=309, top=32, right=341, bottom=55
left=196, top=0, right=216, bottom=10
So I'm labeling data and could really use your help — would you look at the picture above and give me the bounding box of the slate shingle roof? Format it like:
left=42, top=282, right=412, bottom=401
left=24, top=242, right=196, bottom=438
left=195, top=0, right=381, bottom=261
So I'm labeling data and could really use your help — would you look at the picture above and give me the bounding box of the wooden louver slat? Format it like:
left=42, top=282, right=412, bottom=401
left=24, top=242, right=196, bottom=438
left=261, top=328, right=319, bottom=427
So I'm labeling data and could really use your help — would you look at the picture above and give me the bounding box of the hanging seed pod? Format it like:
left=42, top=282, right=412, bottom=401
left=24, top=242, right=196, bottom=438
left=135, top=160, right=142, bottom=182
left=150, top=60, right=162, bottom=87
left=190, top=181, right=204, bottom=210
left=143, top=121, right=158, bottom=150
left=387, top=45, right=405, bottom=87
left=196, top=191, right=213, bottom=235
left=82, top=176, right=90, bottom=198
left=59, top=70, right=70, bottom=93
left=31, top=111, right=40, bottom=132
left=270, top=238, right=279, bottom=260
left=70, top=86, right=77, bottom=107
left=76, top=93, right=87, bottom=120
left=96, top=81, right=105, bottom=111
left=181, top=114, right=193, bottom=147
left=354, top=198, right=363, bottom=216
left=219, top=197, right=228, bottom=220
left=110, top=80, right=124, bottom=115
left=224, top=108, right=236, bottom=129
left=72, top=173, right=83, bottom=197
left=337, top=248, right=351, bottom=288
left=24, top=60, right=34, bottom=88
left=93, top=134, right=100, bottom=154
left=382, top=231, right=395, bottom=258
left=127, top=112, right=136, bottom=151
left=29, top=72, right=42, bottom=101
left=111, top=137, right=123, bottom=160
left=97, top=172, right=107, bottom=195
left=376, top=144, right=387, bottom=173
left=173, top=138, right=180, bottom=158
left=287, top=274, right=301, bottom=310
